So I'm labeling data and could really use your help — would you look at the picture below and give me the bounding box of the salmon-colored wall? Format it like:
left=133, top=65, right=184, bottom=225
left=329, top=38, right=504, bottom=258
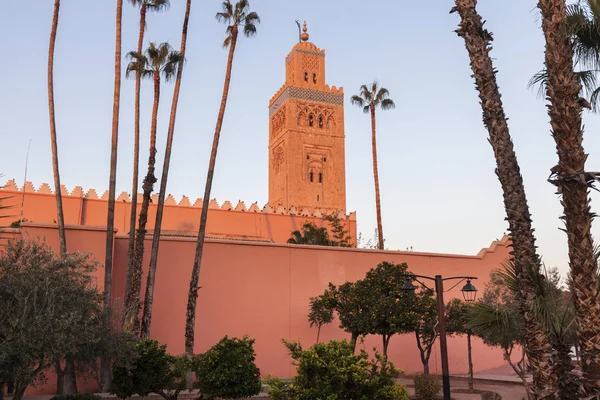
left=8, top=223, right=511, bottom=396
left=0, top=181, right=356, bottom=245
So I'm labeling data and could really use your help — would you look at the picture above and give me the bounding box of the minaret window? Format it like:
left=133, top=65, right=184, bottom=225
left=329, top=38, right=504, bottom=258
left=308, top=114, right=314, bottom=127
left=309, top=171, right=314, bottom=182
left=318, top=172, right=323, bottom=183
left=304, top=72, right=308, bottom=82
left=318, top=116, right=323, bottom=128
left=312, top=73, right=317, bottom=84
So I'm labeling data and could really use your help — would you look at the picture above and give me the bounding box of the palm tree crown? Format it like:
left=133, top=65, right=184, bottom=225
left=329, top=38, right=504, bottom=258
left=126, top=42, right=181, bottom=81
left=128, top=0, right=169, bottom=11
left=350, top=82, right=395, bottom=113
left=216, top=0, right=260, bottom=48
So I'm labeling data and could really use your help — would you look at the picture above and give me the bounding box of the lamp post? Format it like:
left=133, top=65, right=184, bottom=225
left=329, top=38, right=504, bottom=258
left=401, top=274, right=478, bottom=400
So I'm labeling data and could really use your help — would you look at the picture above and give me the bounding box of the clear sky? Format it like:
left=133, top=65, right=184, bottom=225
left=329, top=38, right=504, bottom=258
left=1, top=0, right=599, bottom=277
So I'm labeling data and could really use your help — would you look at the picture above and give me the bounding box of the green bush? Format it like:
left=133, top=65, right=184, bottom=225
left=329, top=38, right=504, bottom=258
left=49, top=395, right=103, bottom=400
left=194, top=335, right=262, bottom=400
left=111, top=339, right=188, bottom=399
left=481, top=392, right=502, bottom=400
left=265, top=339, right=409, bottom=400
left=413, top=374, right=441, bottom=400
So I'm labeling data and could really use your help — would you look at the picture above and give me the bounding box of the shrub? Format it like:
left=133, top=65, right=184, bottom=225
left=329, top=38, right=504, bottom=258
left=481, top=392, right=502, bottom=400
left=111, top=339, right=188, bottom=399
left=265, top=339, right=409, bottom=400
left=194, top=335, right=261, bottom=400
left=49, top=395, right=103, bottom=400
left=414, top=374, right=441, bottom=400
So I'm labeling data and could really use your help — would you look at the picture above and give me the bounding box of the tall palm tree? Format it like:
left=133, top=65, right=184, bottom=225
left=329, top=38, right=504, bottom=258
left=140, top=0, right=192, bottom=340
left=47, top=0, right=66, bottom=257
left=185, top=0, right=260, bottom=359
left=451, top=0, right=560, bottom=396
left=350, top=83, right=394, bottom=251
left=100, top=0, right=123, bottom=391
left=538, top=0, right=600, bottom=393
left=124, top=0, right=170, bottom=311
left=122, top=42, right=181, bottom=334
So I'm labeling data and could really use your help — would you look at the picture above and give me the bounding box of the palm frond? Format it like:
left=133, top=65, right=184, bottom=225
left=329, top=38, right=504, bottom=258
left=223, top=35, right=233, bottom=48
left=244, top=22, right=258, bottom=37
left=359, top=84, right=373, bottom=102
left=147, top=0, right=170, bottom=12
left=380, top=98, right=395, bottom=111
left=350, top=95, right=364, bottom=107
left=245, top=11, right=260, bottom=25
left=362, top=105, right=370, bottom=114
left=216, top=12, right=231, bottom=23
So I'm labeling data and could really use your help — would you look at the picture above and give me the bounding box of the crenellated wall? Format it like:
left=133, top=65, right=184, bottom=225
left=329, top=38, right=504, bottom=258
left=0, top=180, right=357, bottom=245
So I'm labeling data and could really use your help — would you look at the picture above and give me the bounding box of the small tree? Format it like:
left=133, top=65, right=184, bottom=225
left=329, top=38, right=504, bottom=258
left=194, top=336, right=261, bottom=400
left=325, top=213, right=352, bottom=247
left=265, top=340, right=409, bottom=400
left=0, top=240, right=115, bottom=400
left=327, top=281, right=371, bottom=349
left=111, top=339, right=189, bottom=400
left=308, top=292, right=335, bottom=343
left=446, top=298, right=475, bottom=390
left=411, top=290, right=438, bottom=375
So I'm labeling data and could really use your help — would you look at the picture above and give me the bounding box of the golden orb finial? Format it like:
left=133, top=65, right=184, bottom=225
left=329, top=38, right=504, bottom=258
left=301, top=20, right=309, bottom=42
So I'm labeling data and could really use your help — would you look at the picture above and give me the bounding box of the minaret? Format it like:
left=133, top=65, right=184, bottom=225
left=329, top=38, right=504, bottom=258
left=268, top=22, right=347, bottom=213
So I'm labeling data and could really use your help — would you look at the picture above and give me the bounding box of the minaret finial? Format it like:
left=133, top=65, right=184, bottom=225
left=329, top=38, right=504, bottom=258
left=301, top=21, right=309, bottom=42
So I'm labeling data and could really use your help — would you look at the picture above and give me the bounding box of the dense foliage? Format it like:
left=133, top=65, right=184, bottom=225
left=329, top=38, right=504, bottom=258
left=111, top=339, right=189, bottom=400
left=0, top=240, right=120, bottom=400
left=194, top=336, right=262, bottom=400
left=413, top=374, right=441, bottom=400
left=265, top=340, right=409, bottom=400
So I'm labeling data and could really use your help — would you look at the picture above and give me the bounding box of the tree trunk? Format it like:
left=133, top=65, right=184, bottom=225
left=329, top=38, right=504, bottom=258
left=316, top=325, right=321, bottom=343
left=47, top=0, right=67, bottom=257
left=141, top=0, right=192, bottom=340
left=55, top=361, right=65, bottom=395
left=351, top=332, right=359, bottom=352
left=467, top=332, right=474, bottom=391
left=100, top=0, right=122, bottom=390
left=382, top=335, right=391, bottom=359
left=185, top=26, right=238, bottom=358
left=369, top=105, right=384, bottom=250
left=452, top=1, right=559, bottom=397
left=124, top=70, right=160, bottom=335
left=64, top=358, right=77, bottom=394
left=538, top=0, right=600, bottom=394
left=12, top=384, right=26, bottom=400
left=125, top=3, right=147, bottom=313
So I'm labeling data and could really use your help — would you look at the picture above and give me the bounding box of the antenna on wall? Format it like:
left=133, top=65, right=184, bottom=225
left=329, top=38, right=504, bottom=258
left=295, top=20, right=302, bottom=43
left=20, top=138, right=32, bottom=222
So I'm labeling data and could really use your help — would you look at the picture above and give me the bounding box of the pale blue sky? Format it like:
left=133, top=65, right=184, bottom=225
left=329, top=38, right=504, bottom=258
left=1, top=1, right=599, bottom=277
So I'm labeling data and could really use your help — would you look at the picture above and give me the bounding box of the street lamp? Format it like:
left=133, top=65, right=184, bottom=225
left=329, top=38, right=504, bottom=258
left=400, top=274, right=478, bottom=400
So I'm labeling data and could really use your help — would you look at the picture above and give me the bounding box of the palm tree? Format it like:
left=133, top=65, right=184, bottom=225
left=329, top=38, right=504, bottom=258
left=140, top=0, right=191, bottom=340
left=122, top=42, right=181, bottom=335
left=100, top=0, right=123, bottom=391
left=451, top=0, right=560, bottom=396
left=538, top=0, right=600, bottom=393
left=350, top=83, right=394, bottom=251
left=287, top=222, right=332, bottom=246
left=124, top=0, right=170, bottom=312
left=185, top=0, right=260, bottom=359
left=47, top=0, right=66, bottom=257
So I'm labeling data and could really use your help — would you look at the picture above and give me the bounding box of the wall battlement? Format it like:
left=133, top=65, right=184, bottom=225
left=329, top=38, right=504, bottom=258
left=1, top=179, right=356, bottom=221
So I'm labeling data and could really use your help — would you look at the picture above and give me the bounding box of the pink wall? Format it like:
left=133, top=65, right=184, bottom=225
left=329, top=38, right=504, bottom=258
left=11, top=223, right=511, bottom=392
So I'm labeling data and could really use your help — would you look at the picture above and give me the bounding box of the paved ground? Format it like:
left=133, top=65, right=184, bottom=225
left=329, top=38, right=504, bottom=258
left=399, top=376, right=527, bottom=399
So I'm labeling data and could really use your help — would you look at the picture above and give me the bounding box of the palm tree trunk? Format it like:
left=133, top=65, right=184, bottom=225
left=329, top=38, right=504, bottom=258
left=124, top=71, right=160, bottom=335
left=125, top=3, right=147, bottom=312
left=452, top=1, right=559, bottom=396
left=369, top=106, right=384, bottom=250
left=538, top=0, right=600, bottom=393
left=185, top=27, right=239, bottom=358
left=140, top=0, right=192, bottom=340
left=467, top=331, right=473, bottom=391
left=48, top=0, right=67, bottom=257
left=100, top=0, right=122, bottom=390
